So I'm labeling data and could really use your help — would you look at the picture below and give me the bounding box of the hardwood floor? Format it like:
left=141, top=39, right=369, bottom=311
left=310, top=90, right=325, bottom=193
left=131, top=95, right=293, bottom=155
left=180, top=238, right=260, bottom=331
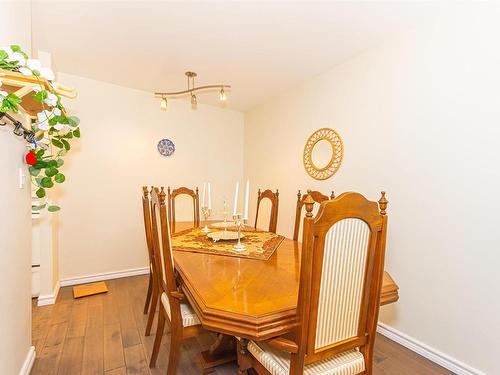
left=32, top=275, right=453, bottom=375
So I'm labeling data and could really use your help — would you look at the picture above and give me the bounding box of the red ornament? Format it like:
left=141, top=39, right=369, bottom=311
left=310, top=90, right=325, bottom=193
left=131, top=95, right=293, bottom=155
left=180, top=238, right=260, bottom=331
left=25, top=150, right=37, bottom=165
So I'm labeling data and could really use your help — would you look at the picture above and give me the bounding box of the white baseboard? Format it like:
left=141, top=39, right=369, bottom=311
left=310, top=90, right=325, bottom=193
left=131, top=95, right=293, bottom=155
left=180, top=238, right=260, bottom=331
left=377, top=322, right=485, bottom=375
left=37, top=281, right=60, bottom=307
left=19, top=346, right=35, bottom=375
left=60, top=266, right=149, bottom=287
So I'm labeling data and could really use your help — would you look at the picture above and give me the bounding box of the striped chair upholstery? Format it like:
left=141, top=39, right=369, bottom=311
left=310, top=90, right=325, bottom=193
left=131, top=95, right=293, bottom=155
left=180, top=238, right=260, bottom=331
left=315, top=218, right=370, bottom=349
left=247, top=340, right=365, bottom=375
left=160, top=292, right=201, bottom=327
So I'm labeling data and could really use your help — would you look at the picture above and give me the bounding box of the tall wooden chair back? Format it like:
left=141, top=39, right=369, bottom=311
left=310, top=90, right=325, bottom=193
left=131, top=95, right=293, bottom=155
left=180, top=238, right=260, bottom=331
left=292, top=189, right=335, bottom=241
left=167, top=186, right=200, bottom=233
left=254, top=189, right=279, bottom=233
left=150, top=187, right=184, bottom=328
left=142, top=186, right=154, bottom=272
left=141, top=186, right=158, bottom=330
left=290, top=191, right=389, bottom=374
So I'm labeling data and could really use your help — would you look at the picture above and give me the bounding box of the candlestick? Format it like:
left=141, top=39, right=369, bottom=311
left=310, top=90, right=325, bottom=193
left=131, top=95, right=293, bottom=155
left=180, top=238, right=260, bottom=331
left=233, top=181, right=239, bottom=216
left=232, top=213, right=247, bottom=252
left=201, top=206, right=212, bottom=233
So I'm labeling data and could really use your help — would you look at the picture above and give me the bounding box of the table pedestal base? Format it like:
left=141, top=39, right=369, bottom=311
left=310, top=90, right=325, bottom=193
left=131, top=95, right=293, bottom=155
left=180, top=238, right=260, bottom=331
left=198, top=333, right=237, bottom=374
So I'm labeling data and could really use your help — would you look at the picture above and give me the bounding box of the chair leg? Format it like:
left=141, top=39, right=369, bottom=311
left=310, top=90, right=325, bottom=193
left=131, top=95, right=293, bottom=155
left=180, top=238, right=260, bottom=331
left=149, top=307, right=166, bottom=368
left=143, top=272, right=153, bottom=314
left=145, top=281, right=159, bottom=336
left=167, top=325, right=182, bottom=375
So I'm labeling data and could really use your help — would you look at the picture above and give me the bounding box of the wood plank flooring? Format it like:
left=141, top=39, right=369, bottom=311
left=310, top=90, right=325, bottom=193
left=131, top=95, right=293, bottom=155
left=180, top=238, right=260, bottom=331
left=31, top=275, right=454, bottom=375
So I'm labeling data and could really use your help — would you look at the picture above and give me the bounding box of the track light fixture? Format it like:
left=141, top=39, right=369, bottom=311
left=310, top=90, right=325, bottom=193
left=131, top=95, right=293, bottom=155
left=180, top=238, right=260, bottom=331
left=155, top=71, right=230, bottom=110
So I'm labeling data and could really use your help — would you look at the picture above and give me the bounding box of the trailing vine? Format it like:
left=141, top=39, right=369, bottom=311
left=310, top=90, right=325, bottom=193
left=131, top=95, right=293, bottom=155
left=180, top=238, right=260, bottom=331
left=0, top=45, right=80, bottom=212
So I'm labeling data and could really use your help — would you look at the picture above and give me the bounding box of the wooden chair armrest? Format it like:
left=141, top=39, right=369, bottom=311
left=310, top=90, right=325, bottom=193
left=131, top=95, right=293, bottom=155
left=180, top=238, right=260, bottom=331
left=266, top=337, right=299, bottom=354
left=170, top=291, right=185, bottom=300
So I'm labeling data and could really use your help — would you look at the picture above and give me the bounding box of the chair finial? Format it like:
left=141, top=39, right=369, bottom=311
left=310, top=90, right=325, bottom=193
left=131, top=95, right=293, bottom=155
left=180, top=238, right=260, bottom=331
left=142, top=186, right=149, bottom=198
left=379, top=191, right=388, bottom=215
left=159, top=187, right=166, bottom=204
left=258, top=188, right=261, bottom=197
left=276, top=189, right=279, bottom=197
left=304, top=191, right=314, bottom=217
left=330, top=190, right=335, bottom=199
left=149, top=186, right=154, bottom=195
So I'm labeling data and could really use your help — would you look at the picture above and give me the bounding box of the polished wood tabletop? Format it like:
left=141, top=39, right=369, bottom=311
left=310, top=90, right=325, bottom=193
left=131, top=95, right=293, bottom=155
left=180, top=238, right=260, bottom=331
left=173, top=222, right=399, bottom=341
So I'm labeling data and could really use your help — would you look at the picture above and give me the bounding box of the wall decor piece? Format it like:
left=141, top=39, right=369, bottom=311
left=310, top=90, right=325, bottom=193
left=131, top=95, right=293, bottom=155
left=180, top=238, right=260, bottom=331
left=303, top=127, right=343, bottom=180
left=0, top=44, right=80, bottom=213
left=157, top=138, right=175, bottom=156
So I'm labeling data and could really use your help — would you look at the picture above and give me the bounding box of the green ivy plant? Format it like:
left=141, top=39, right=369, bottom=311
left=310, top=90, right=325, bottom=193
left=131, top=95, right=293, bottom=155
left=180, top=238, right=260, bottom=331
left=0, top=45, right=80, bottom=212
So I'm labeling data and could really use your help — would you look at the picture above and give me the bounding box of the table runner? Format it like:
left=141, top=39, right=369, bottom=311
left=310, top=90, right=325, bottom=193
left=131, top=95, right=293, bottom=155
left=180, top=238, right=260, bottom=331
left=172, top=227, right=284, bottom=260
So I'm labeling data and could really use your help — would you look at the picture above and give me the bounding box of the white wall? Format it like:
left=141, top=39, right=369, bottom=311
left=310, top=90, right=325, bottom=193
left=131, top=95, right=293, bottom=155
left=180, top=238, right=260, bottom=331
left=244, top=4, right=499, bottom=375
left=57, top=73, right=244, bottom=280
left=0, top=1, right=34, bottom=373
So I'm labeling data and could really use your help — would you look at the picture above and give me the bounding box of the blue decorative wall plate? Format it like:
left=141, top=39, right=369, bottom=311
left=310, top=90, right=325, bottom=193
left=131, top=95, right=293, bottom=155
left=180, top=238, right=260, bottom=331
left=157, top=139, right=175, bottom=157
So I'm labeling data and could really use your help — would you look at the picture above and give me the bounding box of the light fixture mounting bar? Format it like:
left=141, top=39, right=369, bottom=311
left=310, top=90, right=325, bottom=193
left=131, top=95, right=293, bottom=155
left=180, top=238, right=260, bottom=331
left=154, top=71, right=230, bottom=98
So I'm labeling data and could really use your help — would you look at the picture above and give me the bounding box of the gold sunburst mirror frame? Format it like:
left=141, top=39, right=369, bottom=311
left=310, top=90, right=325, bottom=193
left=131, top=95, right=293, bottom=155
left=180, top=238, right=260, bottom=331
left=303, top=128, right=343, bottom=180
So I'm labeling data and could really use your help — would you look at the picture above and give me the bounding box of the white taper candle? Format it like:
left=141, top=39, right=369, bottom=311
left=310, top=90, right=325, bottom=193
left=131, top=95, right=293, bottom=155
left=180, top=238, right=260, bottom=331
left=233, top=181, right=239, bottom=215
left=244, top=179, right=249, bottom=220
left=202, top=182, right=206, bottom=207
left=208, top=183, right=212, bottom=210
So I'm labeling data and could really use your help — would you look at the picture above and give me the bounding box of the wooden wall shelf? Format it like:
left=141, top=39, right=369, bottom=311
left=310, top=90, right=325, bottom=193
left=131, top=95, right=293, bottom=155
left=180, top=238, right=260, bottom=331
left=0, top=69, right=77, bottom=117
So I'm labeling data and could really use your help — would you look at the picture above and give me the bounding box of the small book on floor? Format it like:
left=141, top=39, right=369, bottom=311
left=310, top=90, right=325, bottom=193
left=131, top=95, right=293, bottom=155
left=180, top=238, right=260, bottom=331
left=73, top=281, right=108, bottom=298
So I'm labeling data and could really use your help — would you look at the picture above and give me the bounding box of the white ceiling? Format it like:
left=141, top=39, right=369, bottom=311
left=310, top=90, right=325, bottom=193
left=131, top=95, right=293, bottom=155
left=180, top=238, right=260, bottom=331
left=31, top=1, right=449, bottom=111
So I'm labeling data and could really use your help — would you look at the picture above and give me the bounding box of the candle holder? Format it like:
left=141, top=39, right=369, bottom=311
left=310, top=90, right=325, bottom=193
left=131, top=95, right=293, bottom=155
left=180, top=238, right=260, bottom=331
left=232, top=213, right=247, bottom=252
left=201, top=206, right=212, bottom=233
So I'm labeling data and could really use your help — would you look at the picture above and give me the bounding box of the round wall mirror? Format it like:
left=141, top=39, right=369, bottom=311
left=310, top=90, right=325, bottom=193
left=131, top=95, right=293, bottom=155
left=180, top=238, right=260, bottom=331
left=303, top=128, right=343, bottom=180
left=311, top=139, right=334, bottom=170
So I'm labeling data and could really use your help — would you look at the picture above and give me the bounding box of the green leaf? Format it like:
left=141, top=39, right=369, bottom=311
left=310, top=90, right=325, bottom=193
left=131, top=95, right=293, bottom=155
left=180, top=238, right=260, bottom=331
left=51, top=138, right=64, bottom=148
left=33, top=160, right=47, bottom=170
left=48, top=205, right=61, bottom=212
left=68, top=116, right=80, bottom=127
left=61, top=139, right=70, bottom=151
left=41, top=177, right=54, bottom=188
left=32, top=69, right=40, bottom=77
left=36, top=188, right=46, bottom=198
left=33, top=90, right=48, bottom=102
left=10, top=45, right=21, bottom=52
left=0, top=93, right=22, bottom=113
left=56, top=159, right=64, bottom=167
left=0, top=50, right=8, bottom=60
left=64, top=132, right=73, bottom=139
left=55, top=173, right=65, bottom=183
left=45, top=167, right=58, bottom=177
left=73, top=128, right=80, bottom=138
left=47, top=160, right=58, bottom=168
left=35, top=177, right=44, bottom=186
left=29, top=166, right=41, bottom=176
left=35, top=149, right=45, bottom=158
left=32, top=204, right=47, bottom=211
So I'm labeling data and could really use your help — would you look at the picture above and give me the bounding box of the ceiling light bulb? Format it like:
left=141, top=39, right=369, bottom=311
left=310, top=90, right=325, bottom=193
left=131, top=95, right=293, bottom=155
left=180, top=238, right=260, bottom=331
left=160, top=97, right=167, bottom=111
left=191, top=94, right=197, bottom=109
left=219, top=88, right=227, bottom=102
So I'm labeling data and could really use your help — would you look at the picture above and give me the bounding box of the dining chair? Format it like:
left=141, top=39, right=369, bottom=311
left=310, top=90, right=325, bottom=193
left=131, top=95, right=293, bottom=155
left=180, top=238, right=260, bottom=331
left=237, top=190, right=389, bottom=375
left=149, top=187, right=204, bottom=374
left=292, top=190, right=335, bottom=241
left=142, top=186, right=159, bottom=337
left=167, top=186, right=200, bottom=233
left=254, top=189, right=279, bottom=233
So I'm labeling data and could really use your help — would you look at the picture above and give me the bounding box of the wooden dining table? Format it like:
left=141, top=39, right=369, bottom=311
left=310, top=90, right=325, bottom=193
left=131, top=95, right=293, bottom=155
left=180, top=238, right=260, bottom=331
left=172, top=221, right=399, bottom=373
